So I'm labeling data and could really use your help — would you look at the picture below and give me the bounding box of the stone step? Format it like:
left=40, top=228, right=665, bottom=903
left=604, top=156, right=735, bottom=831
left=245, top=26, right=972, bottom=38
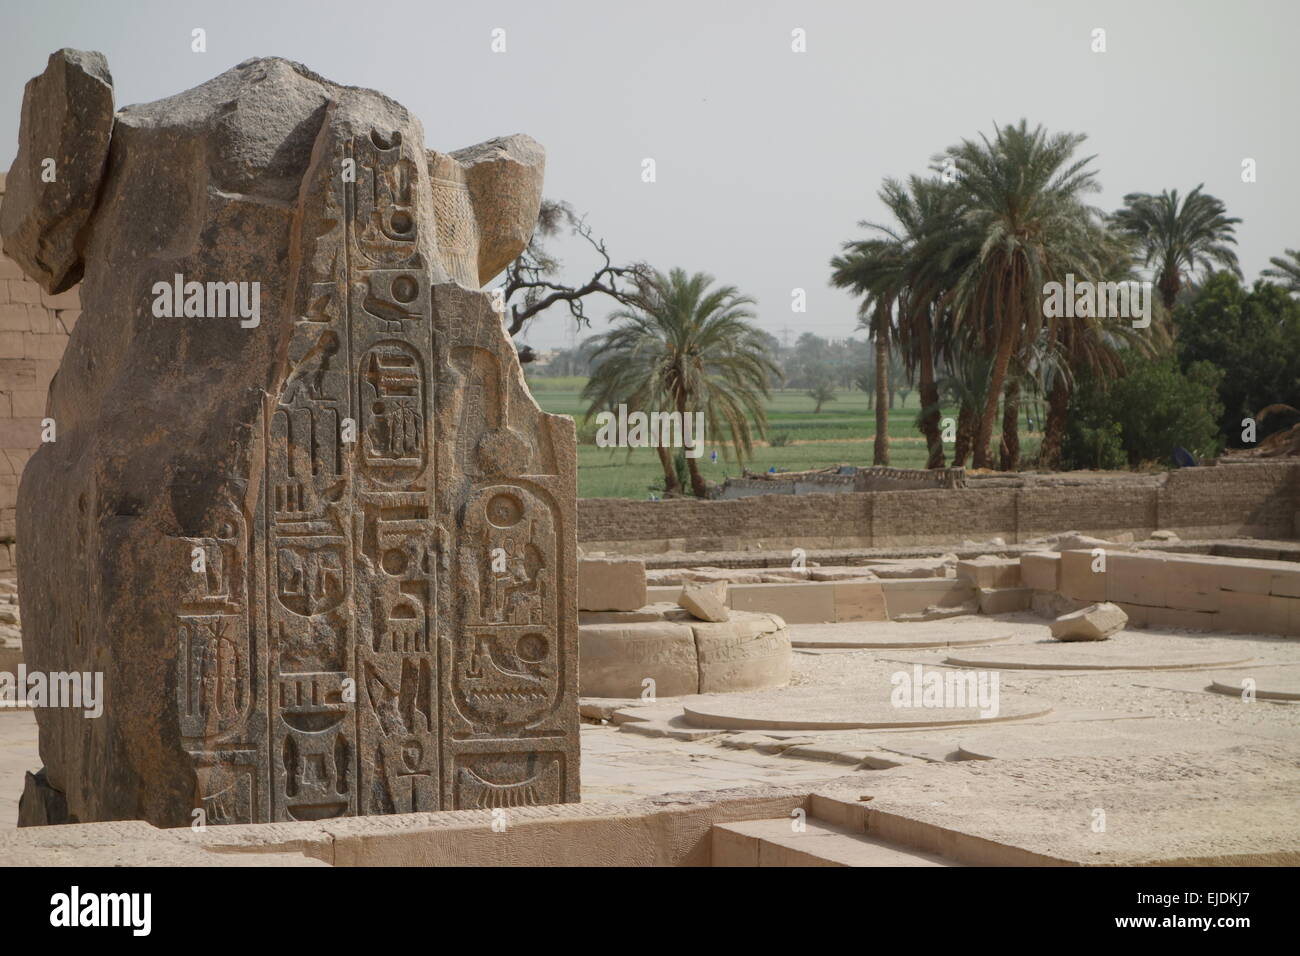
left=712, top=818, right=959, bottom=867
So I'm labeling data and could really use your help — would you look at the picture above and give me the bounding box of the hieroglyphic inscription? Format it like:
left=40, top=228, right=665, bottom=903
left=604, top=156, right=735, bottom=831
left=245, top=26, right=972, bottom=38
left=177, top=118, right=574, bottom=823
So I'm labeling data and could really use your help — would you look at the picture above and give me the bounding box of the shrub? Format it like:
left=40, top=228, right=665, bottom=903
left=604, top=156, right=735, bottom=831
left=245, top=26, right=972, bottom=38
left=1061, top=355, right=1224, bottom=469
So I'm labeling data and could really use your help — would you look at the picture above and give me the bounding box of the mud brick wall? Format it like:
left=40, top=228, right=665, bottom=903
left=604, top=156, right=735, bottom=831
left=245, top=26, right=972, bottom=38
left=1161, top=462, right=1298, bottom=538
left=578, top=462, right=1300, bottom=552
left=871, top=488, right=1018, bottom=546
left=0, top=172, right=76, bottom=567
left=1017, top=481, right=1160, bottom=542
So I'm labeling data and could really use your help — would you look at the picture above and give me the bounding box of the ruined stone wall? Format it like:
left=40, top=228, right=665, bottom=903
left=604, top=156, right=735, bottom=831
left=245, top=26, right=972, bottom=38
left=578, top=462, right=1300, bottom=552
left=0, top=172, right=75, bottom=565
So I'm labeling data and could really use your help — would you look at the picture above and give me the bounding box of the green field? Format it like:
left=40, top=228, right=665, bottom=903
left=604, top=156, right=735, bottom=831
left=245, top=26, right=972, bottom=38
left=527, top=377, right=1044, bottom=498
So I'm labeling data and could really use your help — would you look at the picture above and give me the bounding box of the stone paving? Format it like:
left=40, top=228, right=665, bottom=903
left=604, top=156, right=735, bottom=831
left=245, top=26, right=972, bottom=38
left=4, top=614, right=1299, bottom=840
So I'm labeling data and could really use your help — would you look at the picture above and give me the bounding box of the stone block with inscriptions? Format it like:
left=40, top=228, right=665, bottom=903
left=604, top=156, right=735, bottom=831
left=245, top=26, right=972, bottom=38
left=4, top=51, right=578, bottom=826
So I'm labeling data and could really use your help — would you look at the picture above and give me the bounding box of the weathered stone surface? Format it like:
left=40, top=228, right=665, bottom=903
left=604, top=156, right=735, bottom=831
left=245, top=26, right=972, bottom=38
left=0, top=50, right=114, bottom=293
left=694, top=613, right=790, bottom=694
left=1019, top=551, right=1061, bottom=591
left=977, top=586, right=1031, bottom=614
left=578, top=556, right=647, bottom=611
left=678, top=580, right=729, bottom=622
left=576, top=608, right=789, bottom=698
left=1050, top=602, right=1128, bottom=642
left=9, top=53, right=576, bottom=827
left=894, top=601, right=979, bottom=623
left=956, top=556, right=1021, bottom=589
left=17, top=769, right=71, bottom=827
left=431, top=136, right=544, bottom=287
left=578, top=621, right=698, bottom=698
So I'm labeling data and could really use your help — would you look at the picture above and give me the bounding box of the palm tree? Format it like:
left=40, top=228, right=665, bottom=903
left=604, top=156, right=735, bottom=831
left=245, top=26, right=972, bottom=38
left=1028, top=221, right=1165, bottom=469
left=1111, top=184, right=1241, bottom=312
left=582, top=268, right=779, bottom=497
left=937, top=348, right=996, bottom=467
left=937, top=120, right=1113, bottom=470
left=831, top=238, right=899, bottom=464
left=831, top=176, right=963, bottom=467
left=1263, top=249, right=1300, bottom=293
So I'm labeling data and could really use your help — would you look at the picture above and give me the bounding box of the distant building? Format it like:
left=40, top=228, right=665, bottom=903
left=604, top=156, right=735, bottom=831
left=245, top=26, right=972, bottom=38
left=712, top=464, right=966, bottom=499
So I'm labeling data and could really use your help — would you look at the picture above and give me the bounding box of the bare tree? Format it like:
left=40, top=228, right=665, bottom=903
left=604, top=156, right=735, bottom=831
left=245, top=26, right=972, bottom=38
left=500, top=199, right=648, bottom=360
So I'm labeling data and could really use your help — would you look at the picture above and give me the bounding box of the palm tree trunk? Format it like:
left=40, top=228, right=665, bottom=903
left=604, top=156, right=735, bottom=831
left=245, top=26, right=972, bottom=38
left=672, top=390, right=708, bottom=498
left=999, top=379, right=1020, bottom=471
left=916, top=310, right=944, bottom=469
left=974, top=301, right=1020, bottom=469
left=685, top=453, right=707, bottom=498
left=873, top=305, right=890, bottom=465
left=1040, top=376, right=1069, bottom=470
left=953, top=401, right=975, bottom=468
left=655, top=443, right=680, bottom=495
left=1158, top=268, right=1180, bottom=313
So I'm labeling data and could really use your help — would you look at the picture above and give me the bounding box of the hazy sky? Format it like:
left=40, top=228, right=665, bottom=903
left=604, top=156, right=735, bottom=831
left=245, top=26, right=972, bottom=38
left=3, top=0, right=1296, bottom=351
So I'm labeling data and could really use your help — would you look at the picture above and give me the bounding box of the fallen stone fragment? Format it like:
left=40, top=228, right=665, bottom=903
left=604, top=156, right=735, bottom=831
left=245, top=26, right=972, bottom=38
left=895, top=600, right=980, bottom=623
left=1050, top=602, right=1129, bottom=642
left=678, top=580, right=729, bottom=622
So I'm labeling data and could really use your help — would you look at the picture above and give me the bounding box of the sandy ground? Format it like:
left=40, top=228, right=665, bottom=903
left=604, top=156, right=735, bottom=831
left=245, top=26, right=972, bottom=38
left=3, top=613, right=1298, bottom=861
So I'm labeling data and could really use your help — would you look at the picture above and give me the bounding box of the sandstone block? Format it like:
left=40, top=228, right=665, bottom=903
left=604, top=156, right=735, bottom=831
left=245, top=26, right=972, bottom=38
left=678, top=579, right=729, bottom=622
left=1143, top=605, right=1217, bottom=632
left=1050, top=602, right=1127, bottom=642
left=1105, top=550, right=1167, bottom=607
left=832, top=580, right=886, bottom=622
left=1269, top=566, right=1300, bottom=598
left=0, top=302, right=32, bottom=331
left=1019, top=551, right=1060, bottom=591
left=977, top=586, right=1031, bottom=614
left=578, top=557, right=647, bottom=611
left=879, top=578, right=976, bottom=618
left=1213, top=557, right=1278, bottom=595
left=693, top=613, right=791, bottom=694
left=577, top=621, right=698, bottom=698
left=728, top=582, right=837, bottom=624
left=1216, top=590, right=1287, bottom=635
left=956, top=556, right=1020, bottom=589
left=7, top=279, right=43, bottom=305
left=1164, top=556, right=1222, bottom=612
left=1059, top=549, right=1107, bottom=602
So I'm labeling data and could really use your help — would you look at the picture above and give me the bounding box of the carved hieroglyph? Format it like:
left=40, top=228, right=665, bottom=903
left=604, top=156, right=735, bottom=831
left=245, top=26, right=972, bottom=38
left=4, top=52, right=576, bottom=827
